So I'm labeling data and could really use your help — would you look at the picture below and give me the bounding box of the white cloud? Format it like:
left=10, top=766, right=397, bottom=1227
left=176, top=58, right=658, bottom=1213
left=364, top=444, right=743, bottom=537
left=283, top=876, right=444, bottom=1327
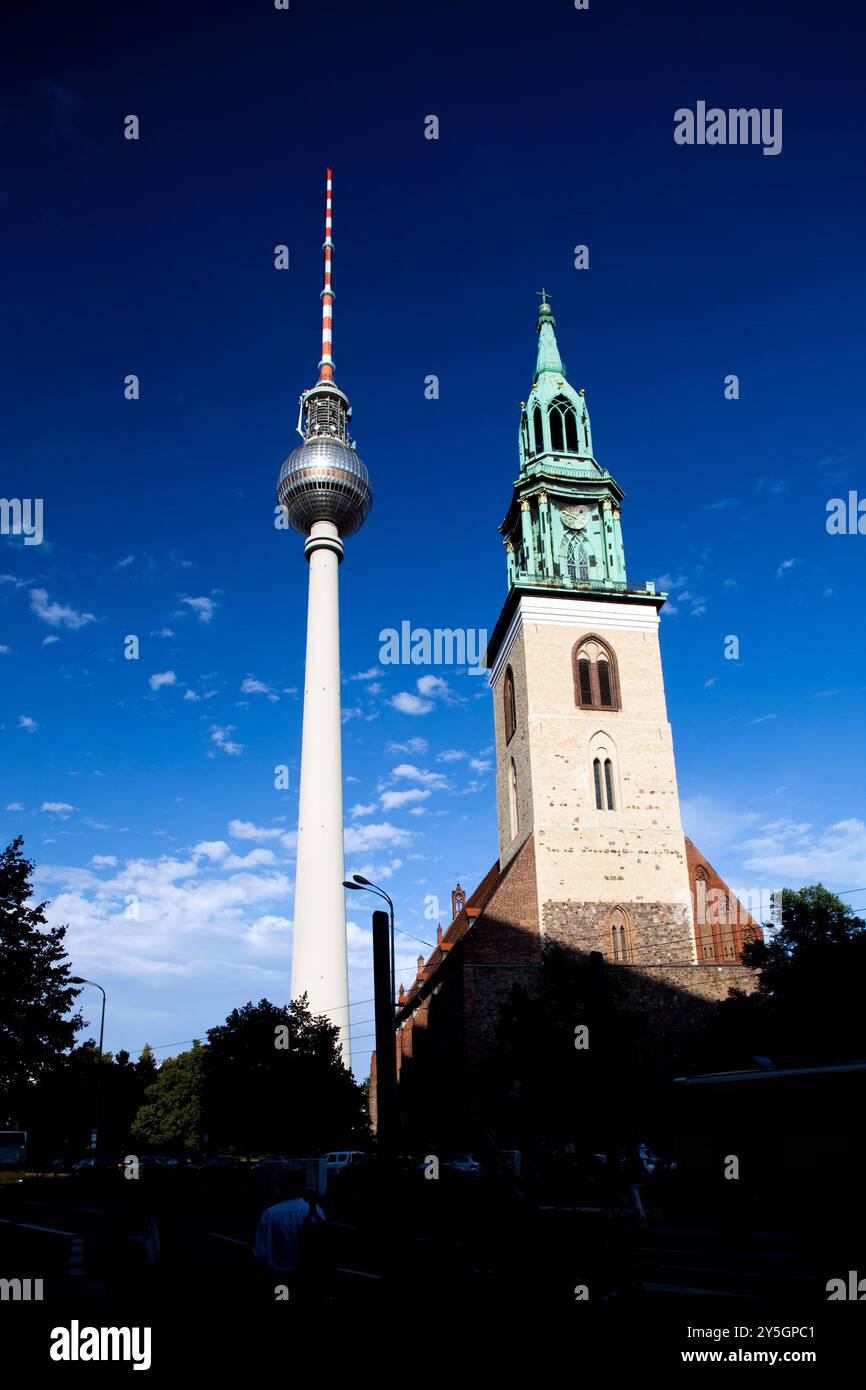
left=30, top=588, right=96, bottom=630
left=437, top=748, right=467, bottom=762
left=350, top=803, right=377, bottom=818
left=381, top=788, right=431, bottom=811
left=227, top=819, right=284, bottom=842
left=115, top=555, right=135, bottom=569
left=387, top=738, right=428, bottom=755
left=469, top=757, right=492, bottom=774
left=0, top=644, right=10, bottom=654
left=416, top=674, right=450, bottom=698
left=149, top=670, right=177, bottom=691
left=209, top=725, right=243, bottom=756
left=225, top=848, right=276, bottom=869
left=181, top=595, right=216, bottom=623
left=775, top=558, right=798, bottom=579
left=183, top=689, right=199, bottom=701
left=90, top=854, right=118, bottom=868
left=241, top=677, right=273, bottom=696
left=6, top=802, right=24, bottom=811
left=18, top=714, right=38, bottom=733
left=350, top=668, right=380, bottom=681
left=42, top=635, right=59, bottom=646
left=38, top=852, right=295, bottom=984
left=740, top=817, right=866, bottom=888
left=390, top=691, right=434, bottom=716
left=192, top=840, right=230, bottom=861
left=343, top=822, right=414, bottom=853
left=41, top=801, right=76, bottom=818
left=749, top=713, right=776, bottom=725
left=391, top=763, right=448, bottom=789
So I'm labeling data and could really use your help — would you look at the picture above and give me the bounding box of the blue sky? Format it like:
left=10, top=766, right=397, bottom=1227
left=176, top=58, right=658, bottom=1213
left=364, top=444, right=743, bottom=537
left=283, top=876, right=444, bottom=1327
left=2, top=0, right=865, bottom=1073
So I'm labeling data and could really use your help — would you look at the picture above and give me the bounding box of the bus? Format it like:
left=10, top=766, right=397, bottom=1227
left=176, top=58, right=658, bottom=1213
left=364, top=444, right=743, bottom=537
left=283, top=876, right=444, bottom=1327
left=662, top=1061, right=866, bottom=1230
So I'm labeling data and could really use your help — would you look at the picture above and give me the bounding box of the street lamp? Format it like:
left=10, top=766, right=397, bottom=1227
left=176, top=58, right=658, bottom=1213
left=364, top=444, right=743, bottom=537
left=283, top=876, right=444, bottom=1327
left=71, top=977, right=106, bottom=1152
left=342, top=875, right=395, bottom=1009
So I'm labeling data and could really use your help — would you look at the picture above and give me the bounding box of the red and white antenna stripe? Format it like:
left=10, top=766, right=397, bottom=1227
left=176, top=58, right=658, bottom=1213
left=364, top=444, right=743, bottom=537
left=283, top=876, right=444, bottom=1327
left=318, top=167, right=334, bottom=382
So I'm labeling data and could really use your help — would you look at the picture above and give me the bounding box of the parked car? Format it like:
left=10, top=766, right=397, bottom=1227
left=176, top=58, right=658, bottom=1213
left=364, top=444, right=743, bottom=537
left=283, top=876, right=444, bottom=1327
left=441, top=1153, right=485, bottom=1175
left=321, top=1149, right=367, bottom=1175
left=70, top=1155, right=116, bottom=1174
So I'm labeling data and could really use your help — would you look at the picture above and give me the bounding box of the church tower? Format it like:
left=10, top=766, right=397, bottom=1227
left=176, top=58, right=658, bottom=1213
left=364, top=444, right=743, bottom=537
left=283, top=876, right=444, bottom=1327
left=486, top=295, right=696, bottom=967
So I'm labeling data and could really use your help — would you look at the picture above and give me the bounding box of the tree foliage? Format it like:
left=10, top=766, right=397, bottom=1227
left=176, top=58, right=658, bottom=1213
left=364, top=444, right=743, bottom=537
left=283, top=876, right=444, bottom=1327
left=716, top=884, right=866, bottom=1064
left=131, top=1042, right=205, bottom=1153
left=0, top=836, right=83, bottom=1121
left=202, top=996, right=364, bottom=1155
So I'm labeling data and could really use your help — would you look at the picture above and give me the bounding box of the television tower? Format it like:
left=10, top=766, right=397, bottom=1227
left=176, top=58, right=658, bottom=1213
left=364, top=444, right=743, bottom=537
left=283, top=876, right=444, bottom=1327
left=277, top=170, right=372, bottom=1066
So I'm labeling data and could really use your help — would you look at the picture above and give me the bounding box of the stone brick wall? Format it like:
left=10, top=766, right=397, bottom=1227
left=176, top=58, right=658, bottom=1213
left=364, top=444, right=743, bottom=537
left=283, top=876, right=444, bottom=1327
left=492, top=630, right=535, bottom=868
left=542, top=896, right=695, bottom=965
left=463, top=833, right=541, bottom=1060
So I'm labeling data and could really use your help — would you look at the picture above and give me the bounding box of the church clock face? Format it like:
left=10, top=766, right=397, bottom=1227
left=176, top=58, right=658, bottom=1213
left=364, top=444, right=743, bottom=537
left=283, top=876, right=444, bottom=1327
left=561, top=504, right=589, bottom=531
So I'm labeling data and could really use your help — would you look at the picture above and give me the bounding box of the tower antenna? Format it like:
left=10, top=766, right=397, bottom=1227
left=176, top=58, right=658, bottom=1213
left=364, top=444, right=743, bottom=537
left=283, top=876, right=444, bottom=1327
left=319, top=167, right=334, bottom=383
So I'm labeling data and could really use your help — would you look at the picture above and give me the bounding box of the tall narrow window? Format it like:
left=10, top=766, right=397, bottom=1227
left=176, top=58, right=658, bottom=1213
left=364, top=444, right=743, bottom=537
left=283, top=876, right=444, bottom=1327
left=604, top=759, right=615, bottom=810
left=550, top=407, right=564, bottom=452
left=597, top=659, right=612, bottom=707
left=593, top=758, right=603, bottom=810
left=566, top=540, right=577, bottom=580
left=565, top=409, right=579, bottom=452
left=533, top=407, right=543, bottom=453
left=578, top=658, right=593, bottom=705
left=577, top=545, right=589, bottom=581
left=608, top=908, right=631, bottom=963
left=503, top=666, right=516, bottom=744
left=509, top=758, right=519, bottom=839
left=573, top=636, right=621, bottom=711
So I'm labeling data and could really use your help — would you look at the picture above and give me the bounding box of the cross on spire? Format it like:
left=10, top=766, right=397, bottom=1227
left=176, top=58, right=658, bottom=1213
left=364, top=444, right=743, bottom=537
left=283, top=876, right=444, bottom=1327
left=536, top=288, right=552, bottom=307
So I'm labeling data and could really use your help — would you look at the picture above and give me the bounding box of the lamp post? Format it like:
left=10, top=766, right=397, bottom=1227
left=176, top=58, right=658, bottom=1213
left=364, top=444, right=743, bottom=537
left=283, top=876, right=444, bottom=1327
left=71, top=977, right=106, bottom=1152
left=343, top=875, right=395, bottom=1009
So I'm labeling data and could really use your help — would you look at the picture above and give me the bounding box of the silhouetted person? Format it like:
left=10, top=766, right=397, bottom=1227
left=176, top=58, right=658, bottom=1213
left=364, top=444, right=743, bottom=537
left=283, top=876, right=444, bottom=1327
left=253, top=1169, right=326, bottom=1299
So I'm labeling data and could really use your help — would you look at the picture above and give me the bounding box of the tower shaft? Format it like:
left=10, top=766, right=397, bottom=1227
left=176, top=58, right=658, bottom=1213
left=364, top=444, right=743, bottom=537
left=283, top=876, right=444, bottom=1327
left=278, top=172, right=371, bottom=1074
left=291, top=520, right=350, bottom=1060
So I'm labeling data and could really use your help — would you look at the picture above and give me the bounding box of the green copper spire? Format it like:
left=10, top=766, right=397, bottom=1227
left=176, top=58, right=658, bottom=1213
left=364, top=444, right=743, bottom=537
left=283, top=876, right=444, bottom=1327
left=534, top=291, right=564, bottom=379
left=497, top=294, right=661, bottom=602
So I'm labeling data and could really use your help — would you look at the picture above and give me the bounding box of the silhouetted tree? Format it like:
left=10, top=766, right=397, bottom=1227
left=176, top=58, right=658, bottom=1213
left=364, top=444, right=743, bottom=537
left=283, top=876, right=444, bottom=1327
left=0, top=837, right=83, bottom=1124
left=202, top=996, right=364, bottom=1156
left=711, top=884, right=866, bottom=1065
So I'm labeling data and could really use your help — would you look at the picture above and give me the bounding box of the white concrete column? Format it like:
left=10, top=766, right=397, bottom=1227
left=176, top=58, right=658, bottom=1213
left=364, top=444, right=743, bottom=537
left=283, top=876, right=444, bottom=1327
left=291, top=519, right=351, bottom=1066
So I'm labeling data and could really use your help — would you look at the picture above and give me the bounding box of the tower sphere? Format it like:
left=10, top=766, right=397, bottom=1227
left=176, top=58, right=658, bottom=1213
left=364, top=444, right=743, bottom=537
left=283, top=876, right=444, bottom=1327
left=277, top=436, right=372, bottom=537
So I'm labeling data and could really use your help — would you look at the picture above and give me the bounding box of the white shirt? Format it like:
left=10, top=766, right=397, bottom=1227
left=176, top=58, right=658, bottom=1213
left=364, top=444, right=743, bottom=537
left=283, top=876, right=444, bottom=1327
left=253, top=1198, right=325, bottom=1273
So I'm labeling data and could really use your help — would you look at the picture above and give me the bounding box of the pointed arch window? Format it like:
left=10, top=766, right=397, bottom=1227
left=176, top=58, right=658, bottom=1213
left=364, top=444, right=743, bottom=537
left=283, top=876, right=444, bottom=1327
left=503, top=666, right=516, bottom=744
left=607, top=908, right=632, bottom=963
left=533, top=406, right=544, bottom=454
left=564, top=538, right=590, bottom=583
left=548, top=396, right=578, bottom=455
left=573, top=635, right=621, bottom=711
